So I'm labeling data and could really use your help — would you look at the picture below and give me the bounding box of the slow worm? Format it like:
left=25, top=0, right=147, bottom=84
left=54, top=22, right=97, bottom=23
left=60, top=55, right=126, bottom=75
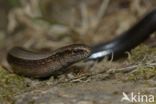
left=7, top=9, right=156, bottom=78
left=7, top=44, right=91, bottom=78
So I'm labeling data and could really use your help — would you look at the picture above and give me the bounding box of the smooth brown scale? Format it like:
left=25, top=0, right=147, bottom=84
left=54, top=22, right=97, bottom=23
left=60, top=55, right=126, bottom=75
left=7, top=44, right=91, bottom=78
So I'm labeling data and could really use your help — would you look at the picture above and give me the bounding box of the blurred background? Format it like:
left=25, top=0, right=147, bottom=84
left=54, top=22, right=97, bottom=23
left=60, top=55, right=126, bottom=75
left=0, top=0, right=156, bottom=103
left=0, top=0, right=156, bottom=63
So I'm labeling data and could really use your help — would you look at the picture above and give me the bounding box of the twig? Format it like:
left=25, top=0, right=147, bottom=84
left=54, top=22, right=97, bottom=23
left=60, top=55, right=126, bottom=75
left=97, top=0, right=110, bottom=22
left=77, top=0, right=110, bottom=35
left=79, top=1, right=89, bottom=35
left=92, top=0, right=110, bottom=31
left=107, top=62, right=156, bottom=74
left=107, top=65, right=138, bottom=74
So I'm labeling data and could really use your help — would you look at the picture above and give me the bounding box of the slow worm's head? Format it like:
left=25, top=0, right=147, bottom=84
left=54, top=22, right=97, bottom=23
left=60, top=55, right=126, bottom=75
left=54, top=44, right=91, bottom=64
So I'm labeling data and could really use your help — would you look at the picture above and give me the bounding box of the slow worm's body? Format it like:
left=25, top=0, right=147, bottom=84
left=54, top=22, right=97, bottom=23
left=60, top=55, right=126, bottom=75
left=7, top=9, right=156, bottom=78
left=89, top=9, right=156, bottom=60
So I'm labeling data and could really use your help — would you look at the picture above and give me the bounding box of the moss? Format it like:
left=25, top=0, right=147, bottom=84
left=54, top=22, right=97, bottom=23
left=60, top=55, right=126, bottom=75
left=128, top=45, right=156, bottom=63
left=127, top=66, right=156, bottom=81
left=123, top=44, right=156, bottom=81
left=0, top=66, right=27, bottom=103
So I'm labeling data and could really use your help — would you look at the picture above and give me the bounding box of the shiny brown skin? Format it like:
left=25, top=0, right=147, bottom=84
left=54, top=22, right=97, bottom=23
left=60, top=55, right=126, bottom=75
left=7, top=44, right=91, bottom=78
